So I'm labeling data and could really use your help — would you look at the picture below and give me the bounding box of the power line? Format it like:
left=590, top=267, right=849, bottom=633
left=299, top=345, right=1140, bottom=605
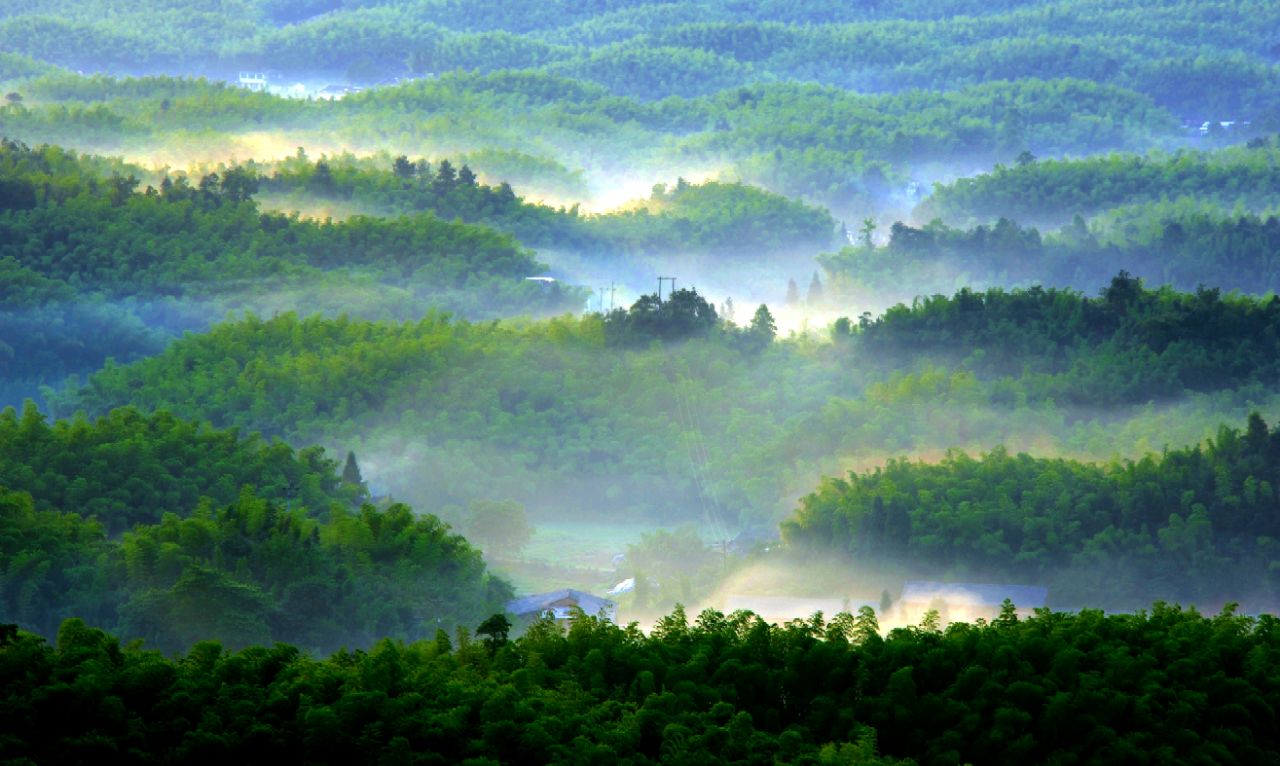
left=683, top=388, right=732, bottom=543
left=680, top=375, right=736, bottom=559
left=669, top=368, right=732, bottom=548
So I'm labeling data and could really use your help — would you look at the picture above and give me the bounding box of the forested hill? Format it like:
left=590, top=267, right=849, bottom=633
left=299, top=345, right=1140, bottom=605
left=919, top=139, right=1280, bottom=225
left=783, top=413, right=1280, bottom=609
left=0, top=139, right=583, bottom=403
left=1, top=72, right=1179, bottom=215
left=0, top=139, right=565, bottom=308
left=50, top=308, right=829, bottom=522
left=0, top=404, right=511, bottom=652
left=47, top=277, right=1280, bottom=526
left=0, top=403, right=361, bottom=532
left=822, top=199, right=1280, bottom=299
left=4, top=604, right=1279, bottom=764
left=8, top=1, right=1280, bottom=761
left=2, top=0, right=1279, bottom=120
left=842, top=274, right=1280, bottom=406
left=815, top=138, right=1280, bottom=299
left=257, top=152, right=839, bottom=257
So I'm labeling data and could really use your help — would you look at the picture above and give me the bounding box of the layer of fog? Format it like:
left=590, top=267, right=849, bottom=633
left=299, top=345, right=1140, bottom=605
left=10, top=121, right=1276, bottom=627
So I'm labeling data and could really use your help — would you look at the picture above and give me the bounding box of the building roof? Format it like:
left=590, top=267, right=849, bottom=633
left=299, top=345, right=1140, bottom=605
left=505, top=588, right=615, bottom=617
left=900, top=581, right=1048, bottom=608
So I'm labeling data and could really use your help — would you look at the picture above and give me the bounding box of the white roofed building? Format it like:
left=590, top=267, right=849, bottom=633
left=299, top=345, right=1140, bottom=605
left=506, top=589, right=616, bottom=623
left=237, top=72, right=268, bottom=92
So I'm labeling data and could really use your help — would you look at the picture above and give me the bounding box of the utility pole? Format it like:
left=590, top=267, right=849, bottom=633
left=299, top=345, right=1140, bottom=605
left=658, top=276, right=676, bottom=303
left=609, top=281, right=616, bottom=311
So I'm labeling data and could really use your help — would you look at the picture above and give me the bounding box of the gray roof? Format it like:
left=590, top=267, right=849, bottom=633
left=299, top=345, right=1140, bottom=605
left=505, top=588, right=615, bottom=617
left=900, top=581, right=1048, bottom=608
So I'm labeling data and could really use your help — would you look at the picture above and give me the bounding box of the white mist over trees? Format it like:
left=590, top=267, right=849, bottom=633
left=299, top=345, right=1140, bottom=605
left=5, top=1, right=1280, bottom=760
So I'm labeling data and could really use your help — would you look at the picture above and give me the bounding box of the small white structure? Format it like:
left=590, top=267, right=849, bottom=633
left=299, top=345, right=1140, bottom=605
left=268, top=83, right=308, bottom=99
left=316, top=84, right=363, bottom=101
left=237, top=72, right=268, bottom=92
left=607, top=577, right=635, bottom=596
left=1197, top=120, right=1251, bottom=135
left=524, top=276, right=558, bottom=284
left=506, top=589, right=617, bottom=622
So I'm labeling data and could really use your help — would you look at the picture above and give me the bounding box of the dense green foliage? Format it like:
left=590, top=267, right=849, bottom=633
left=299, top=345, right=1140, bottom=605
left=4, top=604, right=1280, bottom=763
left=617, top=180, right=835, bottom=255
left=0, top=52, right=57, bottom=82
left=0, top=140, right=562, bottom=304
left=8, top=5, right=1280, bottom=759
left=785, top=413, right=1280, bottom=608
left=822, top=202, right=1280, bottom=298
left=3, top=0, right=1279, bottom=122
left=0, top=402, right=357, bottom=532
left=921, top=139, right=1280, bottom=225
left=846, top=274, right=1280, bottom=407
left=258, top=153, right=837, bottom=257
left=7, top=5, right=1280, bottom=732
left=601, top=288, right=723, bottom=347
left=389, top=74, right=1161, bottom=212
left=50, top=308, right=822, bottom=523
left=828, top=141, right=1280, bottom=305
left=0, top=404, right=510, bottom=652
left=0, top=139, right=582, bottom=401
left=0, top=255, right=170, bottom=406
left=1, top=72, right=1178, bottom=214
left=1, top=487, right=510, bottom=653
left=48, top=276, right=1280, bottom=528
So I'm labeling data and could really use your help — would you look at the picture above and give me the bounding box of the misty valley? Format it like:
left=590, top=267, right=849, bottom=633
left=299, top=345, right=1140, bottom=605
left=4, top=0, right=1280, bottom=763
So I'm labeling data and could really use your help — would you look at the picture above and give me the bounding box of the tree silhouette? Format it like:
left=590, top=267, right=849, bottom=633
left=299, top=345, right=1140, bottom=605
left=342, top=451, right=364, bottom=486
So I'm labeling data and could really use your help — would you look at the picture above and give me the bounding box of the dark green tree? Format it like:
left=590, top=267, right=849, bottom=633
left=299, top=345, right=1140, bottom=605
left=310, top=160, right=334, bottom=194
left=392, top=155, right=415, bottom=179
left=476, top=613, right=511, bottom=651
left=342, top=450, right=364, bottom=486
left=748, top=304, right=777, bottom=346
left=219, top=166, right=259, bottom=203
left=434, top=159, right=457, bottom=193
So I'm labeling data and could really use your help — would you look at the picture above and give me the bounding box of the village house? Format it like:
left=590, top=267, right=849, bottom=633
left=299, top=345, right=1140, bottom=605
left=505, top=589, right=617, bottom=623
left=237, top=72, right=268, bottom=92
